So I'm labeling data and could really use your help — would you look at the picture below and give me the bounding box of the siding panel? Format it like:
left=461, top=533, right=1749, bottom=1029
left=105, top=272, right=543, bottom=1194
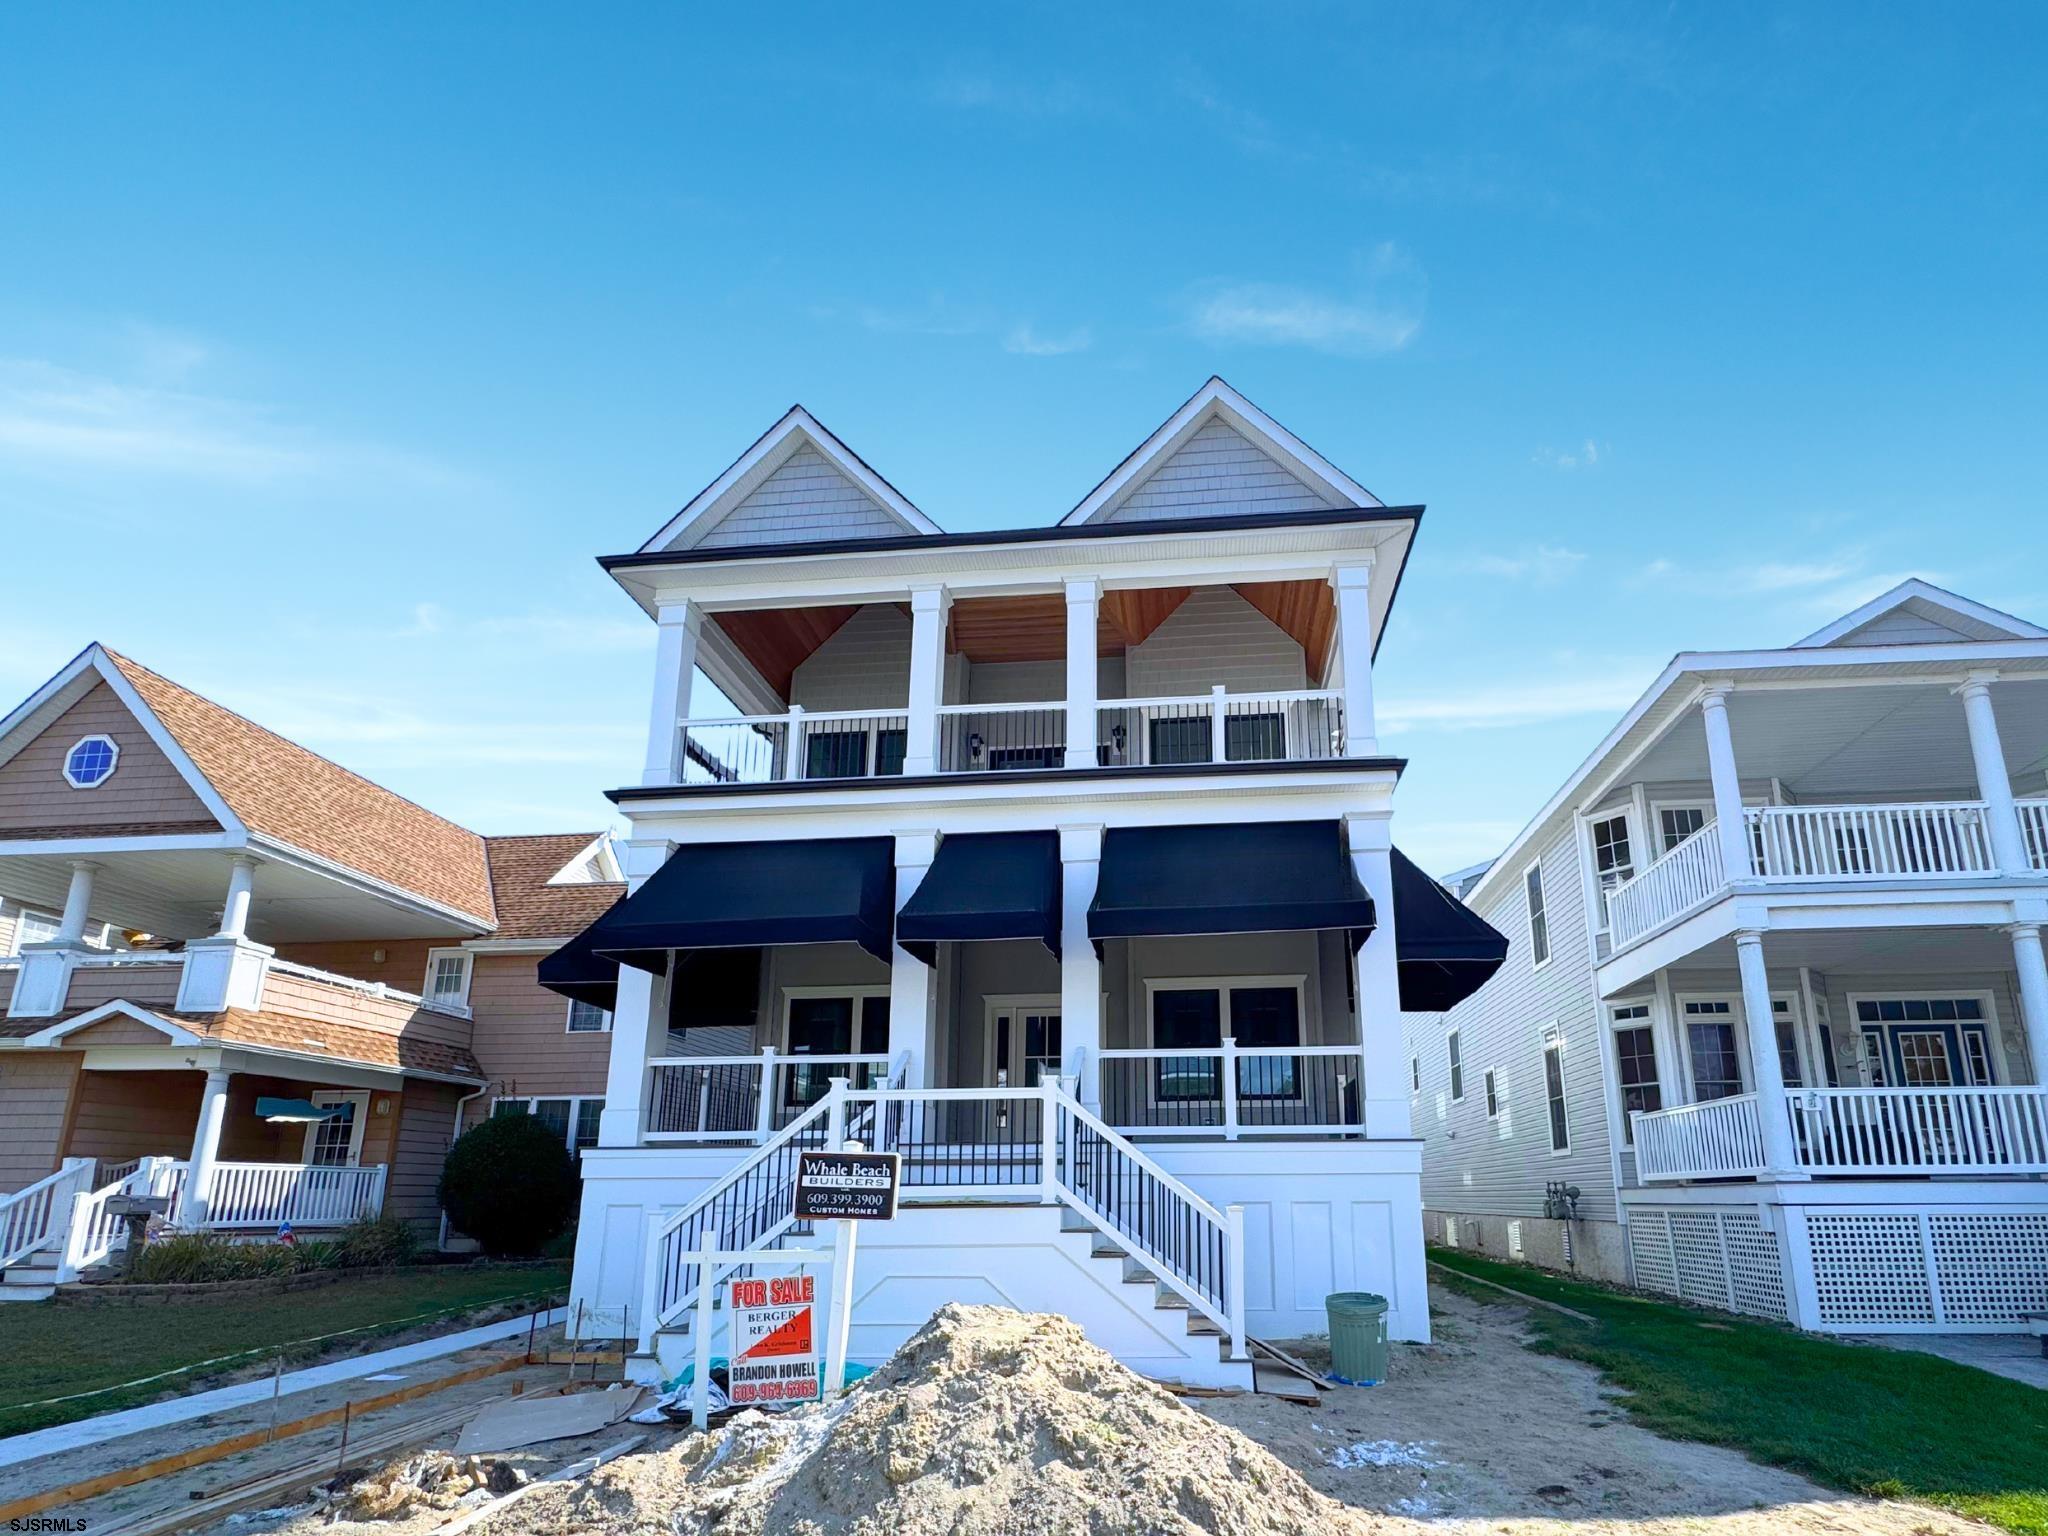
left=696, top=446, right=905, bottom=548
left=0, top=1051, right=81, bottom=1190
left=0, top=683, right=217, bottom=836
left=1106, top=418, right=1335, bottom=523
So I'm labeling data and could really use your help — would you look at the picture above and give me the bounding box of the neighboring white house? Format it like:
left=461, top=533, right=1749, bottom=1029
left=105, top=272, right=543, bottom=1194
left=1405, top=580, right=2048, bottom=1335
left=543, top=378, right=1505, bottom=1389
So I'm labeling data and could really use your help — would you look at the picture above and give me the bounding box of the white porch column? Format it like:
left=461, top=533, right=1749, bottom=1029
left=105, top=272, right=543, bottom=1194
left=597, top=963, right=665, bottom=1146
left=1958, top=674, right=2030, bottom=873
left=903, top=586, right=949, bottom=777
left=1063, top=579, right=1100, bottom=770
left=55, top=860, right=98, bottom=944
left=1330, top=561, right=1379, bottom=755
left=1058, top=825, right=1104, bottom=1109
left=1700, top=685, right=1754, bottom=879
left=889, top=830, right=939, bottom=1088
left=1735, top=929, right=1804, bottom=1178
left=217, top=856, right=258, bottom=940
left=1344, top=811, right=1407, bottom=1137
left=183, top=1068, right=232, bottom=1227
left=2008, top=923, right=2048, bottom=1084
left=641, top=601, right=704, bottom=786
left=178, top=855, right=273, bottom=1013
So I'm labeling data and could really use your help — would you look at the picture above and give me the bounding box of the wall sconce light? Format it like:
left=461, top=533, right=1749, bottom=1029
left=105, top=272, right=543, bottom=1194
left=968, top=732, right=985, bottom=762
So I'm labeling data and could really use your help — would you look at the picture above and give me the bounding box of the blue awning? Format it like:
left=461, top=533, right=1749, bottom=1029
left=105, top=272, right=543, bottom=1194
left=558, top=836, right=897, bottom=980
left=1391, top=848, right=1508, bottom=1012
left=895, top=831, right=1061, bottom=965
left=1088, top=822, right=1377, bottom=949
left=255, top=1097, right=346, bottom=1123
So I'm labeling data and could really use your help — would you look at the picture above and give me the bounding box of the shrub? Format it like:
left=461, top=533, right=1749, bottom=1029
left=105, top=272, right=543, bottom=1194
left=333, top=1213, right=421, bottom=1268
left=127, top=1232, right=315, bottom=1284
left=437, top=1114, right=577, bottom=1257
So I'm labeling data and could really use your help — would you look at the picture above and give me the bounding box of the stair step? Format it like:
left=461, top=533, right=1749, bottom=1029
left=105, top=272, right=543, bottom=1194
left=1153, top=1290, right=1190, bottom=1311
left=1184, top=1316, right=1223, bottom=1337
left=1090, top=1244, right=1127, bottom=1261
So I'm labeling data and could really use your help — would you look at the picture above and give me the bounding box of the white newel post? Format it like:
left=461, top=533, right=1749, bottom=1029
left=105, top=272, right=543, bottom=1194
left=890, top=832, right=939, bottom=1089
left=178, top=855, right=274, bottom=1014
left=183, top=1068, right=232, bottom=1227
left=9, top=861, right=97, bottom=1017
left=1700, top=685, right=1754, bottom=879
left=1058, top=825, right=1104, bottom=1110
left=2008, top=923, right=2048, bottom=1084
left=904, top=586, right=949, bottom=777
left=1344, top=812, right=1407, bottom=1137
left=1331, top=561, right=1379, bottom=756
left=641, top=600, right=703, bottom=787
left=1958, top=674, right=2029, bottom=873
left=1734, top=930, right=1803, bottom=1178
left=1063, top=578, right=1101, bottom=770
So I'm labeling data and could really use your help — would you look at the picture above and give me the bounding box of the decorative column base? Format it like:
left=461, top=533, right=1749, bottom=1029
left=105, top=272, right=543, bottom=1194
left=175, top=937, right=274, bottom=1014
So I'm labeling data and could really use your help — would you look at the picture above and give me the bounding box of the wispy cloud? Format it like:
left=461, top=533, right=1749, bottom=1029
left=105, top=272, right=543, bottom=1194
left=1379, top=666, right=1651, bottom=734
left=1533, top=440, right=1603, bottom=471
left=1002, top=323, right=1092, bottom=357
left=396, top=604, right=649, bottom=655
left=1457, top=544, right=1587, bottom=584
left=929, top=69, right=1085, bottom=116
left=1740, top=557, right=1866, bottom=593
left=1184, top=244, right=1426, bottom=357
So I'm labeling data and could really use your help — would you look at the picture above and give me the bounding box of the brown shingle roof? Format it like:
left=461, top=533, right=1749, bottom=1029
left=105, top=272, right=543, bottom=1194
left=104, top=650, right=496, bottom=926
left=1, top=1002, right=484, bottom=1078
left=483, top=833, right=625, bottom=940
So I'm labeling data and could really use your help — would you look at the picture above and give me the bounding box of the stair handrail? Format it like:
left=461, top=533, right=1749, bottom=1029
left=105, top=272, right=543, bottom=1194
left=0, top=1157, right=95, bottom=1270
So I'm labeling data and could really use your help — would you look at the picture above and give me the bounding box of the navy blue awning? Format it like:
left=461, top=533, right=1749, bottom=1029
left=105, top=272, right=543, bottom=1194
left=1088, top=822, right=1377, bottom=949
left=537, top=925, right=621, bottom=1011
left=562, top=837, right=896, bottom=978
left=1391, top=848, right=1508, bottom=1012
left=896, top=831, right=1061, bottom=966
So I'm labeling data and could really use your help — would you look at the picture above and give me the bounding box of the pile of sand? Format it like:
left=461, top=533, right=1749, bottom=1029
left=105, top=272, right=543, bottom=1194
left=499, top=1304, right=1380, bottom=1535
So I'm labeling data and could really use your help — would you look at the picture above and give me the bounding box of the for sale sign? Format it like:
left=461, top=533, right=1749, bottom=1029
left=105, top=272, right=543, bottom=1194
left=726, top=1273, right=819, bottom=1405
left=794, top=1149, right=902, bottom=1220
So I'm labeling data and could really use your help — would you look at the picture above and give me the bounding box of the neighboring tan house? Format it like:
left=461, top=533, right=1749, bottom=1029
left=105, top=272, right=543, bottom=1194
left=0, top=645, right=622, bottom=1298
left=538, top=378, right=1506, bottom=1390
left=1404, top=580, right=2048, bottom=1337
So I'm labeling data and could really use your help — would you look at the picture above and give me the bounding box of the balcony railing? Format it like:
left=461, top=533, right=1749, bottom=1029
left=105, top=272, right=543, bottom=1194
left=2021, top=798, right=2048, bottom=870
left=679, top=709, right=911, bottom=785
left=644, top=1050, right=892, bottom=1141
left=1096, top=688, right=1345, bottom=767
left=936, top=702, right=1067, bottom=773
left=1608, top=820, right=1726, bottom=949
left=1097, top=1042, right=1365, bottom=1137
left=1744, top=802, right=1997, bottom=881
left=1634, top=1086, right=2048, bottom=1180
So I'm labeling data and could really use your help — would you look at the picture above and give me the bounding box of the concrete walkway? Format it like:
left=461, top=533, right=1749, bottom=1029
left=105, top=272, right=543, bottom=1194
left=1867, top=1330, right=2048, bottom=1389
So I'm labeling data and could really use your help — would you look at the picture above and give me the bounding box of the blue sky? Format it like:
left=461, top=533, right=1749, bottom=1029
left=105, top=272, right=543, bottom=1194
left=2, top=4, right=2043, bottom=873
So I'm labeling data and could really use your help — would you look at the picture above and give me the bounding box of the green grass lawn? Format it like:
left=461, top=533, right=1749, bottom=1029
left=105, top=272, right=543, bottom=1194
left=0, top=1262, right=569, bottom=1438
left=1429, top=1247, right=2048, bottom=1536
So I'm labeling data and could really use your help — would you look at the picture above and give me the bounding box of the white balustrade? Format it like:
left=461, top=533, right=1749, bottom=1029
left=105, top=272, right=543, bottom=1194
left=1792, top=1087, right=2048, bottom=1175
left=2019, top=798, right=2048, bottom=871
left=935, top=701, right=1067, bottom=773
left=1745, top=802, right=1996, bottom=881
left=678, top=710, right=911, bottom=785
left=1631, top=1093, right=1767, bottom=1181
left=0, top=1159, right=95, bottom=1268
left=1607, top=820, right=1727, bottom=949
left=1095, top=688, right=1345, bottom=768
left=644, top=1051, right=890, bottom=1142
left=1097, top=1043, right=1366, bottom=1137
left=196, top=1162, right=388, bottom=1229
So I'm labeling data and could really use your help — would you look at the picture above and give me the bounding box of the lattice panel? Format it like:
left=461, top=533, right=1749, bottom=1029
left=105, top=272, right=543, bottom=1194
left=1808, top=1215, right=1935, bottom=1326
left=1629, top=1211, right=1677, bottom=1294
left=1721, top=1212, right=1787, bottom=1320
left=1669, top=1212, right=1733, bottom=1308
left=1928, top=1214, right=2048, bottom=1326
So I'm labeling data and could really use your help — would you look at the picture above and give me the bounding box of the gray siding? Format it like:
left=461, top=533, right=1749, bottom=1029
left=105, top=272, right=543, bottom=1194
left=1835, top=610, right=1976, bottom=647
left=790, top=604, right=911, bottom=711
left=1124, top=589, right=1307, bottom=697
left=695, top=445, right=907, bottom=548
left=1105, top=418, right=1335, bottom=522
left=1403, top=819, right=1618, bottom=1223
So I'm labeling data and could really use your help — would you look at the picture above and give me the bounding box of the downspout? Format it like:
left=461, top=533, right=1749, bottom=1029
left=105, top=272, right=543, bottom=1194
left=439, top=1080, right=492, bottom=1251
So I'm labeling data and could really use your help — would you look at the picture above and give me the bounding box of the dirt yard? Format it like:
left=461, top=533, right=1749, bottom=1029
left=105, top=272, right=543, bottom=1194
left=1200, top=1287, right=1986, bottom=1534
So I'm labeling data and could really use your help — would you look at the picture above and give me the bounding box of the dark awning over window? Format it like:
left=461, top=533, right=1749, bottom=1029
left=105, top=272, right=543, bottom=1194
left=1088, top=821, right=1377, bottom=948
left=563, top=836, right=897, bottom=978
left=537, top=926, right=620, bottom=1010
left=1391, top=848, right=1508, bottom=1012
left=896, top=831, right=1061, bottom=965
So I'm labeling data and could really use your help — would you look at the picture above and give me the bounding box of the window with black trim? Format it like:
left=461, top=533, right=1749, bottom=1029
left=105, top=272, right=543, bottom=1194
left=1447, top=1029, right=1464, bottom=1102
left=1611, top=1004, right=1660, bottom=1142
left=1484, top=1069, right=1499, bottom=1118
left=1525, top=864, right=1549, bottom=966
left=1542, top=1031, right=1569, bottom=1152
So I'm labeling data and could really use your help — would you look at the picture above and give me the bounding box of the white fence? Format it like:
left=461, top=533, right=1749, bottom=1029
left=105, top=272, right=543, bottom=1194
left=1631, top=1093, right=1767, bottom=1181
left=2020, top=798, right=2048, bottom=870
left=0, top=1159, right=95, bottom=1269
left=197, top=1162, right=388, bottom=1229
left=1744, top=801, right=1997, bottom=880
left=1607, top=820, right=1726, bottom=949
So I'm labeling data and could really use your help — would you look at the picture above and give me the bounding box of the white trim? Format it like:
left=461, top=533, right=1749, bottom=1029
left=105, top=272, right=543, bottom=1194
left=1792, top=579, right=2047, bottom=648
left=1649, top=798, right=1714, bottom=856
left=5, top=906, right=61, bottom=956
left=1140, top=974, right=1310, bottom=1047
left=1842, top=989, right=2003, bottom=1087
left=544, top=835, right=623, bottom=885
left=1541, top=1024, right=1571, bottom=1154
left=1524, top=860, right=1552, bottom=970
left=1483, top=1067, right=1499, bottom=1119
left=20, top=1000, right=202, bottom=1047
left=422, top=948, right=474, bottom=1009
left=566, top=997, right=612, bottom=1034
left=981, top=993, right=1063, bottom=1087
left=488, top=1093, right=607, bottom=1154
left=1674, top=989, right=1803, bottom=1092
left=1584, top=806, right=1637, bottom=937
left=303, top=1088, right=371, bottom=1166
left=1446, top=1024, right=1465, bottom=1103
left=61, top=733, right=121, bottom=789
left=779, top=984, right=891, bottom=1054
left=639, top=406, right=942, bottom=553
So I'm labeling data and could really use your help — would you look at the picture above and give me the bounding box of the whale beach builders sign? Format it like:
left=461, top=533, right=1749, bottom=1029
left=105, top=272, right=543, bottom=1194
left=795, top=1149, right=903, bottom=1221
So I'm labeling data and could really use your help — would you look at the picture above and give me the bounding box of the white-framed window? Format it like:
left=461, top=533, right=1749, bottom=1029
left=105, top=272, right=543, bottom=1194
left=62, top=734, right=120, bottom=789
left=1410, top=1055, right=1420, bottom=1094
left=493, top=1094, right=605, bottom=1155
left=1589, top=812, right=1634, bottom=928
left=1484, top=1069, right=1499, bottom=1118
left=1542, top=1027, right=1570, bottom=1152
left=1849, top=993, right=2000, bottom=1088
left=423, top=948, right=473, bottom=1009
left=7, top=907, right=61, bottom=955
left=566, top=999, right=611, bottom=1033
left=1144, top=975, right=1309, bottom=1102
left=1524, top=862, right=1550, bottom=967
left=1654, top=802, right=1711, bottom=854
left=1446, top=1028, right=1464, bottom=1102
left=780, top=986, right=892, bottom=1107
left=1610, top=1002, right=1660, bottom=1144
left=304, top=1089, right=371, bottom=1166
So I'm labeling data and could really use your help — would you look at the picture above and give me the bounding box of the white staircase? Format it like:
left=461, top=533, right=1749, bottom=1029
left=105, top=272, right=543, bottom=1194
left=634, top=1078, right=1255, bottom=1392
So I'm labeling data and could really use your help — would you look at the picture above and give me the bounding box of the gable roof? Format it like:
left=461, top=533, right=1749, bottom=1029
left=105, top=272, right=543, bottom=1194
left=483, top=832, right=626, bottom=940
left=1791, top=578, right=2046, bottom=649
left=639, top=405, right=942, bottom=553
left=1061, top=377, right=1382, bottom=526
left=97, top=648, right=497, bottom=926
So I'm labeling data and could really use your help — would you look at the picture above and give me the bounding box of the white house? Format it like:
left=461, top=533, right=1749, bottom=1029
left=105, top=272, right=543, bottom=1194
left=1405, top=580, right=2048, bottom=1335
left=544, top=379, right=1505, bottom=1388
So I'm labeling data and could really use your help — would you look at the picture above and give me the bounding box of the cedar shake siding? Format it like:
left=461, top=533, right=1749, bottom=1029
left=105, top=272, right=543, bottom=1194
left=465, top=954, right=610, bottom=1113
left=0, top=682, right=218, bottom=839
left=65, top=1070, right=202, bottom=1168
left=0, top=1051, right=80, bottom=1190
left=61, top=963, right=184, bottom=1012
left=387, top=1079, right=466, bottom=1233
left=270, top=940, right=442, bottom=994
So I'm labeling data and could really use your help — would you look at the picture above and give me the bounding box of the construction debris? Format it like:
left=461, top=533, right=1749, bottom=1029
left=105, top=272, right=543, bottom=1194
left=454, top=1388, right=645, bottom=1455
left=329, top=1451, right=527, bottom=1519
left=492, top=1303, right=1375, bottom=1534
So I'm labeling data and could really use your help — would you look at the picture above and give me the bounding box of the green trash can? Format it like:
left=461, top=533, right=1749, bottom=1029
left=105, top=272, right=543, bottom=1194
left=1326, top=1292, right=1389, bottom=1385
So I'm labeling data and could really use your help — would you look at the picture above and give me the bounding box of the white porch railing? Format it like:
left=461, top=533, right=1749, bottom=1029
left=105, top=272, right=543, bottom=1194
left=644, top=1051, right=891, bottom=1142
left=1745, top=802, right=1997, bottom=881
left=198, top=1162, right=388, bottom=1229
left=1608, top=820, right=1727, bottom=950
left=1095, top=688, right=1346, bottom=767
left=1793, top=1087, right=2048, bottom=1175
left=2020, top=798, right=2048, bottom=871
left=1630, top=1094, right=1767, bottom=1181
left=0, top=1159, right=95, bottom=1270
left=936, top=701, right=1066, bottom=773
left=265, top=957, right=471, bottom=1019
left=1097, top=1042, right=1365, bottom=1136
left=678, top=709, right=912, bottom=785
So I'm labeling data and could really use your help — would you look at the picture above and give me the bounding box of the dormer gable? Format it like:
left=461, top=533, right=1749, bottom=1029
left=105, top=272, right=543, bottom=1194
left=639, top=406, right=942, bottom=553
left=1791, top=579, right=2047, bottom=649
left=1062, top=376, right=1380, bottom=526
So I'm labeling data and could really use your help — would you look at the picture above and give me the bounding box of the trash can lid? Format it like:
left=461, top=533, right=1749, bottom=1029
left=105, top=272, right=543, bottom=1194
left=1326, top=1291, right=1388, bottom=1309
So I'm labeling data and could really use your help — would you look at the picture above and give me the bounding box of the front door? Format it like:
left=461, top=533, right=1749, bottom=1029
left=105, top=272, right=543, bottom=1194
left=987, top=998, right=1063, bottom=1087
left=303, top=1090, right=369, bottom=1166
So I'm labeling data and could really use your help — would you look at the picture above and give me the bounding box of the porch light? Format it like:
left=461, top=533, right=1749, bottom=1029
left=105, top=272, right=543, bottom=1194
left=968, top=732, right=985, bottom=762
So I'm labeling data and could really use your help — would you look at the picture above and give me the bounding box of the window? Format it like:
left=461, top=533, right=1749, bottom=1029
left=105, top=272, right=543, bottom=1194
left=1611, top=1004, right=1661, bottom=1143
left=1447, top=1029, right=1464, bottom=1102
left=1542, top=1030, right=1570, bottom=1152
left=62, top=734, right=120, bottom=789
left=1524, top=864, right=1549, bottom=966
left=1223, top=711, right=1287, bottom=762
left=424, top=949, right=472, bottom=1009
left=1682, top=1000, right=1743, bottom=1100
left=1146, top=979, right=1306, bottom=1101
left=1853, top=996, right=1998, bottom=1088
left=782, top=990, right=890, bottom=1106
left=1410, top=1055, right=1420, bottom=1093
left=1148, top=716, right=1210, bottom=766
left=1589, top=813, right=1634, bottom=926
left=566, top=999, right=611, bottom=1033
left=8, top=908, right=60, bottom=955
left=1484, top=1069, right=1499, bottom=1118
left=495, top=1095, right=605, bottom=1155
left=1657, top=805, right=1708, bottom=854
left=304, top=1091, right=368, bottom=1166
left=1772, top=998, right=1803, bottom=1088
